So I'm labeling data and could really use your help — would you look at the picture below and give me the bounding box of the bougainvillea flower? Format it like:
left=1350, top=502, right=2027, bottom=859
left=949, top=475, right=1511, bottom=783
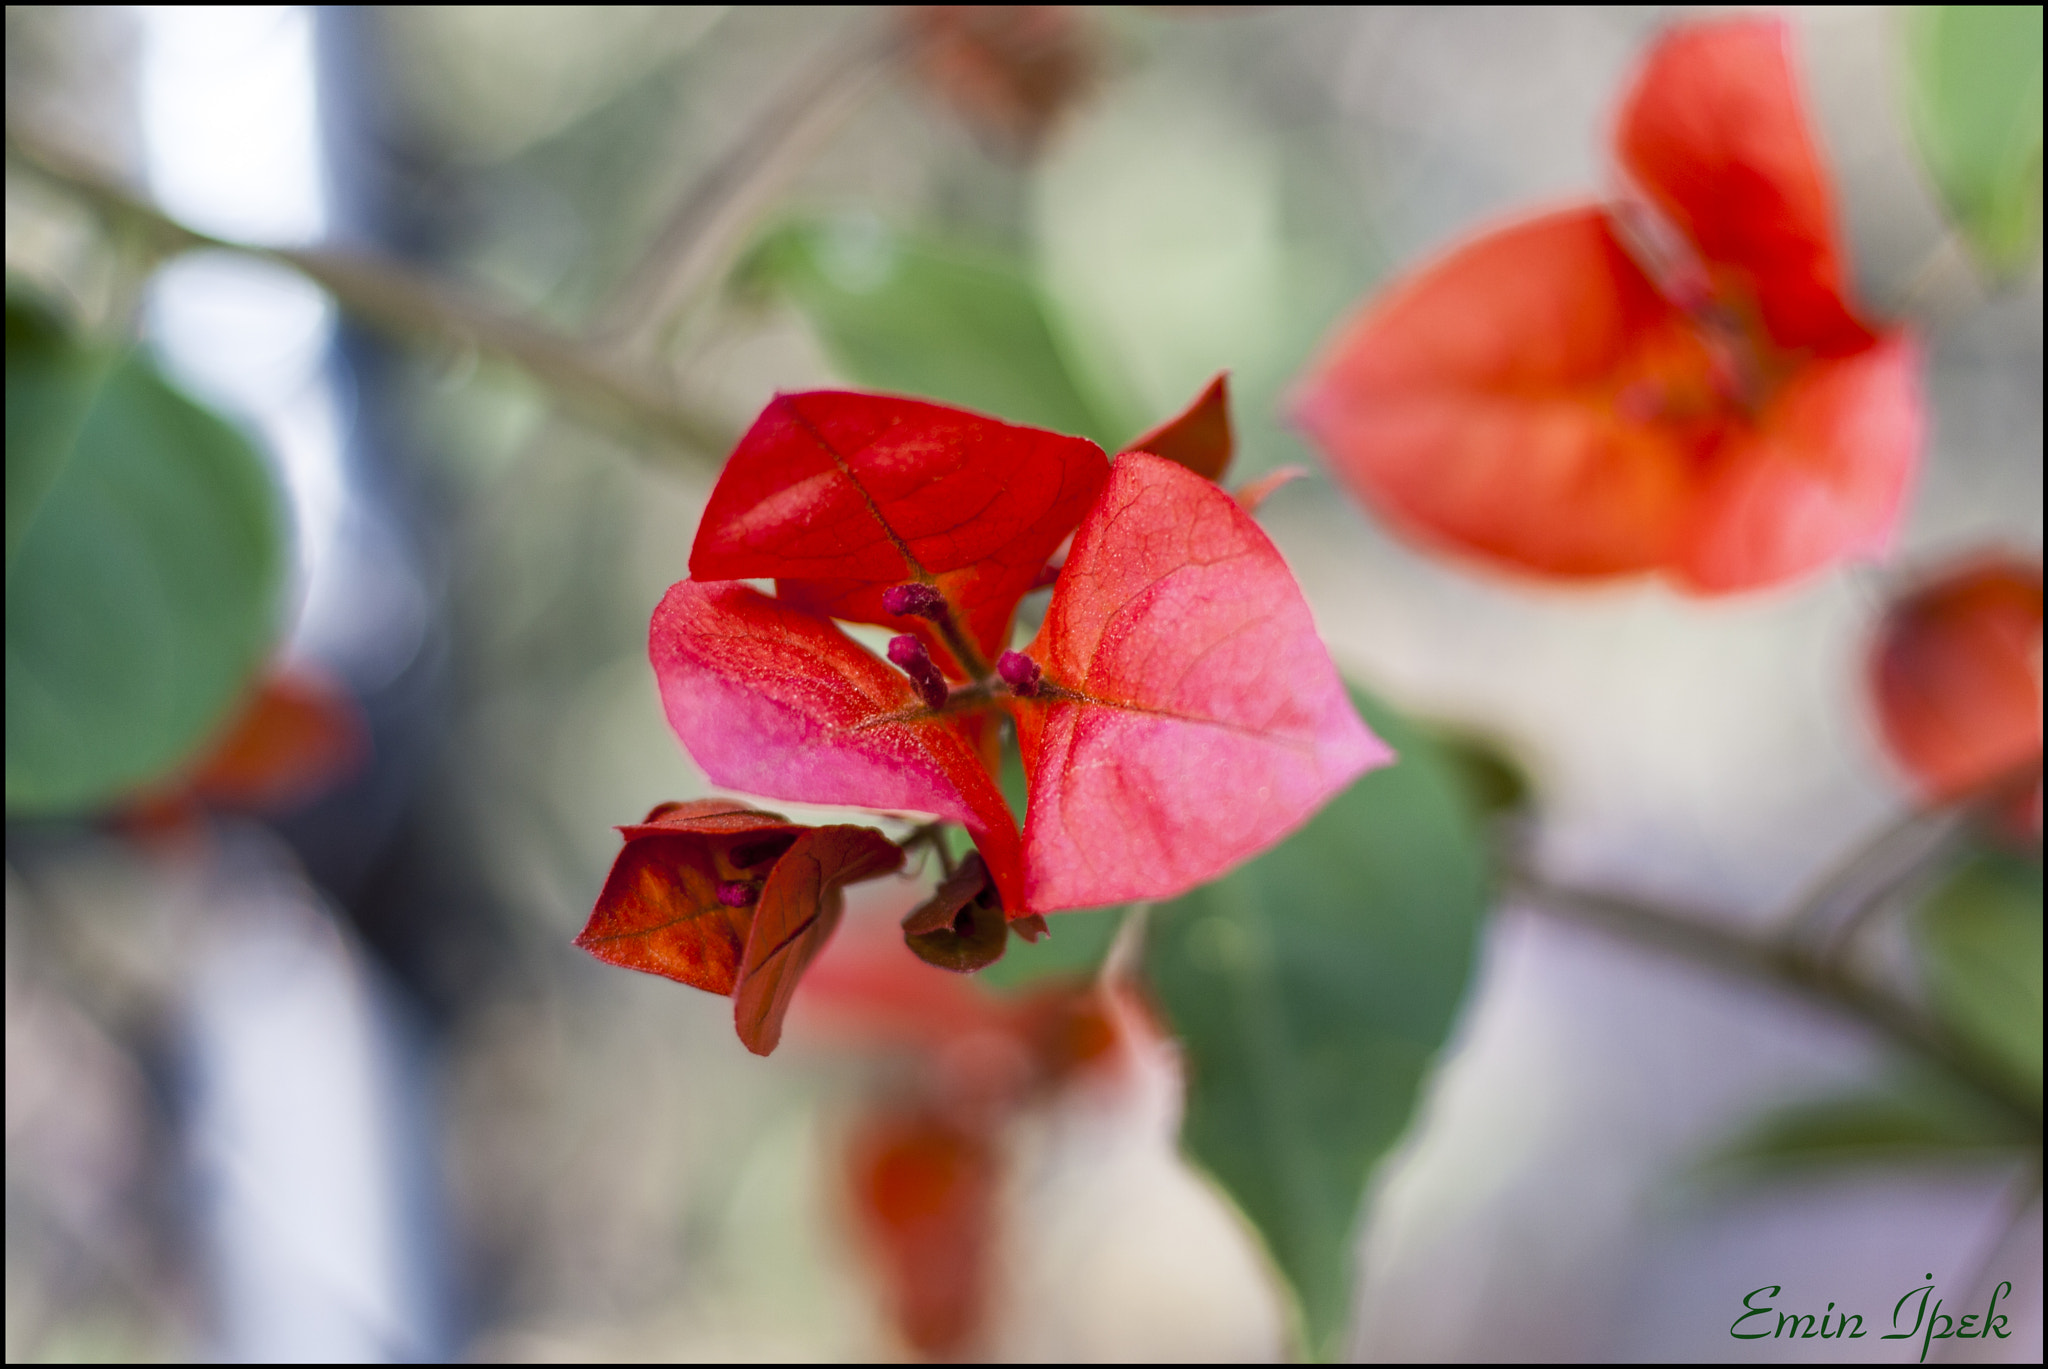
left=574, top=799, right=902, bottom=1054
left=1291, top=17, right=1923, bottom=593
left=657, top=394, right=1386, bottom=916
left=1868, top=554, right=2042, bottom=829
left=848, top=1107, right=999, bottom=1358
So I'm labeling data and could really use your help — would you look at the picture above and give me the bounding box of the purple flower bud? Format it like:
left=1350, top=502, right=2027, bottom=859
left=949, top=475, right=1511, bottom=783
left=997, top=650, right=1042, bottom=697
left=715, top=880, right=757, bottom=907
left=889, top=634, right=951, bottom=710
left=888, top=634, right=931, bottom=669
left=882, top=582, right=946, bottom=619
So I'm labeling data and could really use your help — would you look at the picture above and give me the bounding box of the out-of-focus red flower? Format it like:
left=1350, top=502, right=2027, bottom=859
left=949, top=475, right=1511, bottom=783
left=1869, top=554, right=2043, bottom=830
left=801, top=913, right=1151, bottom=1358
left=1292, top=17, right=1924, bottom=594
left=574, top=799, right=904, bottom=1054
left=899, top=5, right=1097, bottom=158
left=848, top=1108, right=1000, bottom=1359
left=120, top=667, right=369, bottom=837
left=657, top=387, right=1385, bottom=919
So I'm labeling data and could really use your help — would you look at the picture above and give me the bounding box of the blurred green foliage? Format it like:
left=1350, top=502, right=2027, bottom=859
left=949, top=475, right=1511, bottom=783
left=1914, top=847, right=2044, bottom=1104
left=5, top=288, right=286, bottom=816
left=1143, top=686, right=1492, bottom=1358
left=1904, top=5, right=2045, bottom=274
left=1712, top=1070, right=2033, bottom=1171
left=741, top=216, right=1118, bottom=447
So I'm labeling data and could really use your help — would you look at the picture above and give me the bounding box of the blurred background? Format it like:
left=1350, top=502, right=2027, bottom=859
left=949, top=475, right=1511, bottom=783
left=6, top=5, right=2040, bottom=1361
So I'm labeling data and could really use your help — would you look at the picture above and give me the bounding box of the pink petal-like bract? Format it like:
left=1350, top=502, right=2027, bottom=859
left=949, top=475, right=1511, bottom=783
left=689, top=391, right=1107, bottom=676
left=1013, top=451, right=1391, bottom=910
left=650, top=579, right=1026, bottom=912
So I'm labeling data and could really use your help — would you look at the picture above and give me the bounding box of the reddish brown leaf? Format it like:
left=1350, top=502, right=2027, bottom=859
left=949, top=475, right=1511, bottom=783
left=902, top=851, right=1010, bottom=973
left=1121, top=372, right=1234, bottom=481
left=575, top=800, right=805, bottom=995
left=735, top=825, right=906, bottom=1055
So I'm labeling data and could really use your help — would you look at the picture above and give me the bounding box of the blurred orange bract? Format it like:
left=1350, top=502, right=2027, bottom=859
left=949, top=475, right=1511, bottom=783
left=1869, top=554, right=2043, bottom=829
left=1292, top=17, right=1924, bottom=594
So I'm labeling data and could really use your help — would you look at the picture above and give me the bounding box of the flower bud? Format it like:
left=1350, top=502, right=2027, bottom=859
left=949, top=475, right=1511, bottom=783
left=883, top=582, right=947, bottom=619
left=890, top=634, right=952, bottom=710
left=996, top=650, right=1042, bottom=697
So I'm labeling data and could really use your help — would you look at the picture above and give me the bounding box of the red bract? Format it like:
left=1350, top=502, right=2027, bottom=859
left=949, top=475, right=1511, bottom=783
left=1868, top=555, right=2043, bottom=826
left=1015, top=452, right=1391, bottom=909
left=690, top=391, right=1107, bottom=679
left=1123, top=372, right=1234, bottom=481
left=575, top=799, right=903, bottom=1054
left=1292, top=17, right=1923, bottom=593
left=654, top=387, right=1384, bottom=923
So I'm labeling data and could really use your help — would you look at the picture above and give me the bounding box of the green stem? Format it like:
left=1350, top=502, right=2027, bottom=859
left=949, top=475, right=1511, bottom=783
left=1508, top=869, right=2040, bottom=1137
left=587, top=16, right=903, bottom=354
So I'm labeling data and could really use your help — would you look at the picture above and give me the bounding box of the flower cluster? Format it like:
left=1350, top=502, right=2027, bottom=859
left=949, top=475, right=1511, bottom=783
left=1293, top=17, right=1925, bottom=593
left=581, top=379, right=1387, bottom=1051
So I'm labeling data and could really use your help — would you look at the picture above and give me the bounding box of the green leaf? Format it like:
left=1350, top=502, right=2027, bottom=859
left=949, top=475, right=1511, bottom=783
left=741, top=216, right=1115, bottom=445
left=5, top=287, right=105, bottom=572
left=6, top=292, right=288, bottom=816
left=1713, top=1072, right=2033, bottom=1174
left=1143, top=686, right=1492, bottom=1358
left=1915, top=849, right=2044, bottom=1101
left=1903, top=5, right=2045, bottom=274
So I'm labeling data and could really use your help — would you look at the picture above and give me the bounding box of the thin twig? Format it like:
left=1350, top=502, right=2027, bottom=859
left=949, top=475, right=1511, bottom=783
left=6, top=123, right=736, bottom=459
left=587, top=17, right=905, bottom=354
left=1508, top=871, right=2041, bottom=1136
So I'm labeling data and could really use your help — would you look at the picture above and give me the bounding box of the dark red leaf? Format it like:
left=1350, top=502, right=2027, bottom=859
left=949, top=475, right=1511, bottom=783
left=651, top=578, right=1028, bottom=912
left=735, top=825, right=905, bottom=1055
left=689, top=391, right=1107, bottom=676
left=575, top=799, right=805, bottom=995
left=1120, top=372, right=1234, bottom=481
left=1012, top=452, right=1392, bottom=910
